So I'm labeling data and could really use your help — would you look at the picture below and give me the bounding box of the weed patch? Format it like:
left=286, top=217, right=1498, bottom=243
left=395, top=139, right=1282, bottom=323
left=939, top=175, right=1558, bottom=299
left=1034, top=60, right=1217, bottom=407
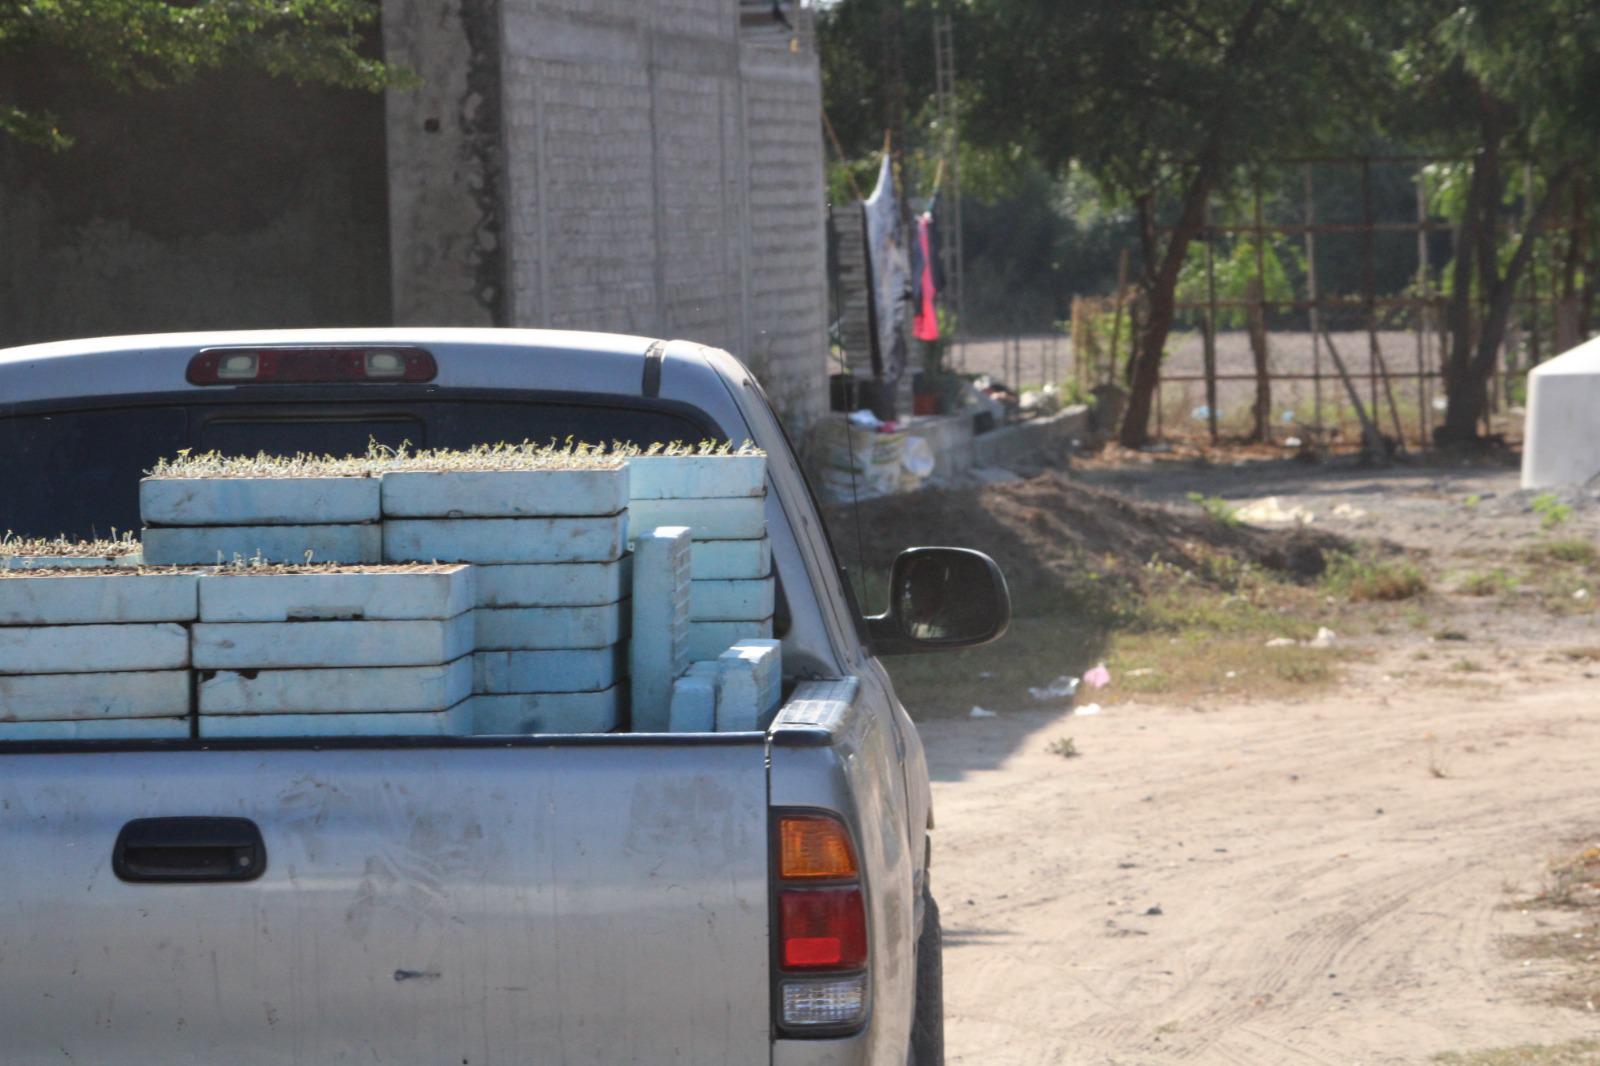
left=1322, top=551, right=1428, bottom=602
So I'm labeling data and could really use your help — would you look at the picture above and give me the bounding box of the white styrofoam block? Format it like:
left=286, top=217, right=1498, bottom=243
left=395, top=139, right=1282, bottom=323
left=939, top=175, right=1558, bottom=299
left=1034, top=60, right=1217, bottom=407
left=0, top=716, right=189, bottom=741
left=629, top=526, right=691, bottom=732
left=628, top=497, right=765, bottom=540
left=690, top=537, right=771, bottom=579
left=3, top=552, right=141, bottom=570
left=198, top=566, right=473, bottom=622
left=0, top=571, right=197, bottom=625
left=723, top=640, right=782, bottom=718
left=625, top=454, right=766, bottom=499
left=380, top=468, right=629, bottom=518
left=474, top=603, right=624, bottom=650
left=473, top=647, right=622, bottom=694
left=689, top=577, right=775, bottom=622
left=199, top=702, right=471, bottom=738
left=141, top=476, right=380, bottom=526
left=0, top=622, right=190, bottom=675
left=141, top=524, right=382, bottom=565
left=0, top=670, right=189, bottom=722
left=667, top=675, right=717, bottom=733
left=474, top=558, right=631, bottom=607
left=713, top=657, right=760, bottom=733
left=685, top=618, right=774, bottom=662
left=191, top=614, right=473, bottom=669
left=199, top=658, right=472, bottom=714
left=382, top=514, right=628, bottom=564
left=468, top=689, right=619, bottom=735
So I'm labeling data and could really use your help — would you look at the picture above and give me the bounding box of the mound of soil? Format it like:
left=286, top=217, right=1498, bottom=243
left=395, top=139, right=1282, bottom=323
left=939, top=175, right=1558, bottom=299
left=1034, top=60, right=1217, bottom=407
left=823, top=471, right=1353, bottom=610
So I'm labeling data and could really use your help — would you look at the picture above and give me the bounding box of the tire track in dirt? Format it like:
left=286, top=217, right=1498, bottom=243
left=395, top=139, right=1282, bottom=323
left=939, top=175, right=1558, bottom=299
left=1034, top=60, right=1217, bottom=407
left=925, top=677, right=1600, bottom=1065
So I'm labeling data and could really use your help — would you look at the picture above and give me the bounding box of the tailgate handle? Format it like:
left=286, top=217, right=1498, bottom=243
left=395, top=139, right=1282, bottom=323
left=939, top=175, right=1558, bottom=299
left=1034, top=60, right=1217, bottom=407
left=113, top=817, right=267, bottom=883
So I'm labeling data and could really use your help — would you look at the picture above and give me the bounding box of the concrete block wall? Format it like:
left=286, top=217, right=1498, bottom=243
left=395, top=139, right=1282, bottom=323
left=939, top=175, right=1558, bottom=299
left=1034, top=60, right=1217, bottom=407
left=384, top=0, right=828, bottom=430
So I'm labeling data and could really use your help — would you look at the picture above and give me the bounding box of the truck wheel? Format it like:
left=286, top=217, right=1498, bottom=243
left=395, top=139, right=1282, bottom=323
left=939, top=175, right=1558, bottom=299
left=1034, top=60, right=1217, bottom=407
left=908, top=890, right=944, bottom=1066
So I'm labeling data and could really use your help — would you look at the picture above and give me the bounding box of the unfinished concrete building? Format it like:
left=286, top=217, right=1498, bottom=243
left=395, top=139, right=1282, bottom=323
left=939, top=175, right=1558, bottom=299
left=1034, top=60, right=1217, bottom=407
left=0, top=0, right=828, bottom=426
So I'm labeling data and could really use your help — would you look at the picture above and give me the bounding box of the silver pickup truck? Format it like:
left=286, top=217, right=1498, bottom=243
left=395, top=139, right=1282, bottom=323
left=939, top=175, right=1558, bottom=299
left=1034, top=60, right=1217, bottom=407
left=0, top=329, right=1009, bottom=1066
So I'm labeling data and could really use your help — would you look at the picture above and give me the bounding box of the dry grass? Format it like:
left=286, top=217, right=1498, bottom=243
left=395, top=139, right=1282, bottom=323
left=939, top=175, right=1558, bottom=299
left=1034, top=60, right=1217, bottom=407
left=0, top=531, right=139, bottom=558
left=1433, top=1040, right=1600, bottom=1065
left=146, top=439, right=763, bottom=478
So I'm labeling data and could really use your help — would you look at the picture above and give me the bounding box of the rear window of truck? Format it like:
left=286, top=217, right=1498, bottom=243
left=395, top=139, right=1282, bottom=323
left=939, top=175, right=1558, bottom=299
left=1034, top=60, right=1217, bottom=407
left=0, top=392, right=715, bottom=539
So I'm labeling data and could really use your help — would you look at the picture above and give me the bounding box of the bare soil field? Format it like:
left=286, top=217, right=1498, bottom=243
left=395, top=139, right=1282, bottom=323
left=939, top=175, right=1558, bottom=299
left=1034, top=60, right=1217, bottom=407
left=836, top=450, right=1600, bottom=1064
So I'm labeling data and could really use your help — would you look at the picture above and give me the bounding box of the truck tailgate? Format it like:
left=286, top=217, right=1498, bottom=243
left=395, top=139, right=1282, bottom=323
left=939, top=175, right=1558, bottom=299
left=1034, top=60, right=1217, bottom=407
left=0, top=741, right=771, bottom=1065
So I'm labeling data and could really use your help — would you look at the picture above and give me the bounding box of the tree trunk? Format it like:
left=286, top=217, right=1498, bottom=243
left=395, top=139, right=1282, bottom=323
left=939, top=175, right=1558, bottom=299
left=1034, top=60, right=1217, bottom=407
left=1245, top=276, right=1271, bottom=442
left=1441, top=166, right=1573, bottom=442
left=1437, top=142, right=1497, bottom=444
left=1118, top=162, right=1216, bottom=447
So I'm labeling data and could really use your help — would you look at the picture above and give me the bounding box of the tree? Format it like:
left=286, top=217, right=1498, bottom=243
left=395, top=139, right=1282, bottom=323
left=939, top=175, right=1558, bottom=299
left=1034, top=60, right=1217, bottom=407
left=1393, top=1, right=1600, bottom=443
left=964, top=0, right=1392, bottom=446
left=1, top=0, right=400, bottom=151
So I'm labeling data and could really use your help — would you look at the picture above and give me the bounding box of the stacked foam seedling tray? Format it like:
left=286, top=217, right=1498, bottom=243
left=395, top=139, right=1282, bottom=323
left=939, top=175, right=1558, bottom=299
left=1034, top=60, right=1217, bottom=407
left=192, top=564, right=475, bottom=737
left=140, top=453, right=381, bottom=564
left=2, top=534, right=141, bottom=570
left=0, top=567, right=195, bottom=739
left=378, top=446, right=630, bottom=735
left=626, top=447, right=773, bottom=661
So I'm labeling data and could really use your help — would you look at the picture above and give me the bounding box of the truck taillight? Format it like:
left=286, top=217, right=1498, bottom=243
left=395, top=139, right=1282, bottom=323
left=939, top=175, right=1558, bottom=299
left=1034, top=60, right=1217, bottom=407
left=186, top=346, right=437, bottom=385
left=773, top=812, right=869, bottom=1034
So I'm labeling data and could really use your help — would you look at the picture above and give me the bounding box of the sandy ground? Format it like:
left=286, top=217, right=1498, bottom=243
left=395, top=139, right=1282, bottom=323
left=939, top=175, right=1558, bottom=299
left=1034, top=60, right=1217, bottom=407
left=926, top=669, right=1599, bottom=1064
left=915, top=456, right=1600, bottom=1063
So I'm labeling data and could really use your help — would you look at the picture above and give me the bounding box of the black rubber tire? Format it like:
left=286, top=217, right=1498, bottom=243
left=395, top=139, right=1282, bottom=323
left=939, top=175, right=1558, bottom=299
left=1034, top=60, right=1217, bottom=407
left=908, top=890, right=945, bottom=1066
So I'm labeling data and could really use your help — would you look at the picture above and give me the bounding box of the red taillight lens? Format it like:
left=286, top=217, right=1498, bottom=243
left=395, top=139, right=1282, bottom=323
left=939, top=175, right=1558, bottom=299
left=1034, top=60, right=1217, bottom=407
left=186, top=347, right=437, bottom=385
left=779, top=887, right=868, bottom=971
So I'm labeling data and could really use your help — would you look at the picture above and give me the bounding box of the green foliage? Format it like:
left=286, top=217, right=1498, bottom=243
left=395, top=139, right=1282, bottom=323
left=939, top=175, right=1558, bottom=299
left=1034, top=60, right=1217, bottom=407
left=1175, top=234, right=1305, bottom=330
left=1321, top=552, right=1428, bottom=602
left=1531, top=493, right=1573, bottom=530
left=1, top=0, right=406, bottom=149
left=1185, top=492, right=1240, bottom=527
left=1525, top=538, right=1598, bottom=567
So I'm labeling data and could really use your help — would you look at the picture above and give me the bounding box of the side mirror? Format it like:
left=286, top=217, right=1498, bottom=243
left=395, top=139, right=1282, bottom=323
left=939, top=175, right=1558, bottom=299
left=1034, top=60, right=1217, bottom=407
left=867, top=547, right=1011, bottom=656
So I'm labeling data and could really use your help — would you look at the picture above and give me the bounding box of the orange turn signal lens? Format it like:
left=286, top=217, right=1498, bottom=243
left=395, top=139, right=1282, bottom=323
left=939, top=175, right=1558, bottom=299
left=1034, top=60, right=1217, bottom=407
left=779, top=815, right=858, bottom=880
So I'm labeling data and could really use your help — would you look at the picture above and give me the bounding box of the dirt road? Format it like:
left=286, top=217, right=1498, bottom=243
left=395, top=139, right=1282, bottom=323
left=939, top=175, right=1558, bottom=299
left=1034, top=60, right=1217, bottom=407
left=924, top=672, right=1599, bottom=1063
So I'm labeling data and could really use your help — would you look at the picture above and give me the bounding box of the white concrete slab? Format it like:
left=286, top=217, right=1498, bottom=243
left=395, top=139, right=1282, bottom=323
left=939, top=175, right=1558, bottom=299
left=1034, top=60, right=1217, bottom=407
left=141, top=524, right=382, bottom=565
left=3, top=553, right=141, bottom=570
left=141, top=476, right=380, bottom=526
left=473, top=558, right=631, bottom=607
left=474, top=603, right=624, bottom=650
left=685, top=618, right=773, bottom=662
left=720, top=640, right=780, bottom=729
left=1523, top=335, right=1600, bottom=487
left=199, top=702, right=471, bottom=738
left=689, top=577, right=775, bottom=622
left=721, top=640, right=782, bottom=719
left=630, top=526, right=691, bottom=732
left=667, top=674, right=717, bottom=733
left=380, top=468, right=628, bottom=517
left=628, top=497, right=765, bottom=540
left=473, top=647, right=622, bottom=694
left=199, top=658, right=472, bottom=714
left=0, top=622, right=190, bottom=675
left=625, top=454, right=766, bottom=499
left=198, top=566, right=473, bottom=622
left=0, top=571, right=197, bottom=625
left=690, top=537, right=771, bottom=579
left=191, top=614, right=473, bottom=669
left=467, top=689, right=619, bottom=735
left=382, top=514, right=628, bottom=564
left=0, top=670, right=189, bottom=721
left=0, top=716, right=189, bottom=741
